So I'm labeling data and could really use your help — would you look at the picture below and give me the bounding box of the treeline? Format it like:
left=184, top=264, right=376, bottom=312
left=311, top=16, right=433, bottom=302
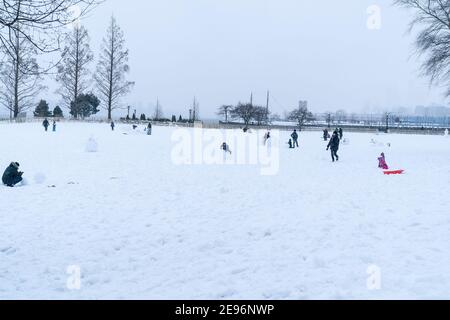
left=121, top=112, right=191, bottom=124
left=0, top=12, right=133, bottom=121
left=217, top=101, right=315, bottom=130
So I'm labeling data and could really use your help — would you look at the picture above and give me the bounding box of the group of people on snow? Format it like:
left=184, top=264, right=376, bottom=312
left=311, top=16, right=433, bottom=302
left=288, top=130, right=299, bottom=149
left=42, top=119, right=57, bottom=132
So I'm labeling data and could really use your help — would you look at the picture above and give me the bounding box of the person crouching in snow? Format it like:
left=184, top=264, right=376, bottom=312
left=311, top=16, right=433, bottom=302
left=378, top=153, right=389, bottom=170
left=2, top=162, right=24, bottom=187
left=221, top=142, right=232, bottom=154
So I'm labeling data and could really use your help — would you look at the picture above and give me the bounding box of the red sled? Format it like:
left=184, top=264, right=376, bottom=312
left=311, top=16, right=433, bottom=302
left=384, top=170, right=405, bottom=175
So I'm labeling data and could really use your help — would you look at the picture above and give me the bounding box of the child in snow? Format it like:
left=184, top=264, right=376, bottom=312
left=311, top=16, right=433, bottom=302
left=111, top=121, right=115, bottom=131
left=287, top=139, right=294, bottom=149
left=378, top=153, right=389, bottom=170
left=52, top=121, right=56, bottom=132
left=2, top=162, right=24, bottom=187
left=221, top=142, right=232, bottom=154
left=264, top=131, right=271, bottom=145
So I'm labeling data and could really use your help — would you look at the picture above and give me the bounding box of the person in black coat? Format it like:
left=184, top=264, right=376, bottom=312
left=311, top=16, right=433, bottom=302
left=338, top=128, right=343, bottom=140
left=111, top=121, right=115, bottom=131
left=323, top=129, right=329, bottom=141
left=327, top=132, right=340, bottom=162
left=2, top=162, right=24, bottom=187
left=147, top=122, right=152, bottom=135
left=221, top=142, right=232, bottom=154
left=42, top=119, right=50, bottom=131
left=291, top=130, right=299, bottom=148
left=287, top=139, right=294, bottom=149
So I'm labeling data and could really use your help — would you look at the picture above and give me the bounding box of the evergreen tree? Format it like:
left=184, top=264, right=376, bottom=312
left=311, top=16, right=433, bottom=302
left=53, top=106, right=64, bottom=118
left=70, top=93, right=100, bottom=119
left=34, top=100, right=51, bottom=117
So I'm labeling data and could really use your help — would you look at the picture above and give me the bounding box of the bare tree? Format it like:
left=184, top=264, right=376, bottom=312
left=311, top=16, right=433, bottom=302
left=0, top=26, right=45, bottom=118
left=230, top=103, right=255, bottom=126
left=95, top=16, right=134, bottom=120
left=288, top=103, right=315, bottom=131
left=395, top=0, right=450, bottom=96
left=217, top=105, right=232, bottom=122
left=56, top=25, right=93, bottom=116
left=253, top=106, right=270, bottom=126
left=0, top=0, right=101, bottom=55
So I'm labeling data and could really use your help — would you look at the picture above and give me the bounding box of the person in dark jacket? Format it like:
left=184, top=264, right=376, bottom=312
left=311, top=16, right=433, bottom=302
left=111, top=121, right=115, bottom=131
left=2, top=162, right=23, bottom=187
left=327, top=131, right=340, bottom=162
left=291, top=130, right=299, bottom=148
left=323, top=129, right=329, bottom=141
left=338, top=128, right=343, bottom=140
left=43, top=119, right=50, bottom=131
left=147, top=122, right=152, bottom=135
left=52, top=121, right=57, bottom=132
left=221, top=142, right=232, bottom=154
left=287, top=139, right=294, bottom=149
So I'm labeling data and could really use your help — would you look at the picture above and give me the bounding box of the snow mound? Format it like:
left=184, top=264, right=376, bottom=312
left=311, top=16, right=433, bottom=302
left=33, top=173, right=46, bottom=185
left=85, top=137, right=98, bottom=153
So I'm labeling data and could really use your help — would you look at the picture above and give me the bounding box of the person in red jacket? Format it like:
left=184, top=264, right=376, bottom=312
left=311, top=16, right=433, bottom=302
left=378, top=153, right=389, bottom=170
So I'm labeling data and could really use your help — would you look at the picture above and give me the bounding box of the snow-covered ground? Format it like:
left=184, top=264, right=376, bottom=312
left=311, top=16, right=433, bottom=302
left=0, top=122, right=449, bottom=300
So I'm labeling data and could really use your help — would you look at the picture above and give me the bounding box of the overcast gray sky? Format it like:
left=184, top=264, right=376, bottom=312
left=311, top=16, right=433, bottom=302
left=49, top=0, right=449, bottom=118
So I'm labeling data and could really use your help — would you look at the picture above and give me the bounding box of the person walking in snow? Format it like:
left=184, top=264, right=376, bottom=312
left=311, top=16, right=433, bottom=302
left=42, top=118, right=49, bottom=132
left=147, top=122, right=152, bottom=135
left=323, top=129, right=329, bottom=141
left=264, top=131, right=271, bottom=145
left=339, top=128, right=343, bottom=140
left=327, top=131, right=340, bottom=162
left=52, top=121, right=56, bottom=132
left=2, top=162, right=24, bottom=187
left=291, top=130, right=299, bottom=148
left=111, top=121, right=115, bottom=131
left=378, top=153, right=389, bottom=170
